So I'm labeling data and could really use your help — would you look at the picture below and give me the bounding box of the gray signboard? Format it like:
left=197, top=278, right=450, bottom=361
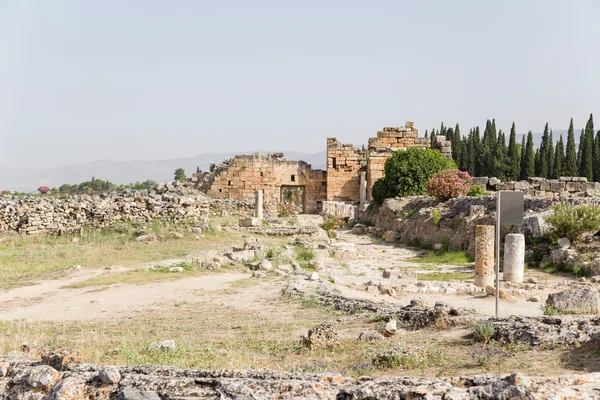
left=499, top=191, right=524, bottom=225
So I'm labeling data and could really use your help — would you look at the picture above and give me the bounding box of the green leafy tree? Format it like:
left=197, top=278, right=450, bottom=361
left=554, top=135, right=565, bottom=178
left=174, top=168, right=186, bottom=181
left=507, top=122, right=520, bottom=180
left=371, top=148, right=456, bottom=204
left=565, top=118, right=577, bottom=176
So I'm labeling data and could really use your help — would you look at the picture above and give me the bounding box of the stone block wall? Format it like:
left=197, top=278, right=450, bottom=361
left=204, top=153, right=326, bottom=214
left=474, top=177, right=600, bottom=198
left=326, top=138, right=367, bottom=202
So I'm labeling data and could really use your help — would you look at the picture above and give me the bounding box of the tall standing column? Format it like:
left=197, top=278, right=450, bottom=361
left=474, top=225, right=495, bottom=287
left=255, top=190, right=263, bottom=219
left=359, top=171, right=367, bottom=206
left=503, top=233, right=525, bottom=283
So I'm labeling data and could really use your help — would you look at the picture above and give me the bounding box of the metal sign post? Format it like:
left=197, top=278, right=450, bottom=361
left=495, top=191, right=525, bottom=317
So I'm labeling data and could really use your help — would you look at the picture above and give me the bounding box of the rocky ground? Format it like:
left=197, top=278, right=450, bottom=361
left=1, top=215, right=600, bottom=398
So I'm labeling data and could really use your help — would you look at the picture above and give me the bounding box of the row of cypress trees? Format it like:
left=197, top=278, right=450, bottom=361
left=424, top=114, right=599, bottom=182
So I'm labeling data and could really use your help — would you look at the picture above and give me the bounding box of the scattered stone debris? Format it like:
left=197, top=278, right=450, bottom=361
left=545, top=287, right=600, bottom=314
left=99, top=365, right=121, bottom=385
left=282, top=283, right=475, bottom=329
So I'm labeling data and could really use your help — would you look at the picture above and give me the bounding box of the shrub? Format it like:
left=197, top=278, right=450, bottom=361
left=426, top=170, right=472, bottom=201
left=322, top=215, right=345, bottom=231
left=471, top=320, right=496, bottom=344
left=468, top=185, right=487, bottom=197
left=471, top=348, right=514, bottom=371
left=371, top=148, right=456, bottom=204
left=545, top=203, right=600, bottom=242
left=295, top=247, right=316, bottom=262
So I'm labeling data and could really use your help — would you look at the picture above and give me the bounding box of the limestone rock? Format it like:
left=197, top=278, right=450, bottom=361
left=252, top=271, right=267, bottom=278
left=380, top=319, right=398, bottom=337
left=309, top=272, right=319, bottom=281
left=41, top=348, right=84, bottom=371
left=384, top=231, right=397, bottom=243
left=546, top=287, right=600, bottom=314
left=303, top=323, right=339, bottom=350
left=168, top=231, right=184, bottom=239
left=201, top=260, right=221, bottom=270
left=558, top=237, right=571, bottom=250
left=527, top=295, right=541, bottom=302
left=148, top=340, right=176, bottom=352
left=99, top=366, right=121, bottom=385
left=116, top=388, right=162, bottom=400
left=485, top=286, right=496, bottom=296
left=351, top=224, right=367, bottom=235
left=168, top=266, right=184, bottom=273
left=259, top=259, right=273, bottom=271
left=239, top=217, right=260, bottom=227
left=26, top=365, right=59, bottom=389
left=358, top=331, right=384, bottom=341
left=47, top=377, right=86, bottom=400
left=135, top=234, right=158, bottom=242
left=499, top=289, right=516, bottom=302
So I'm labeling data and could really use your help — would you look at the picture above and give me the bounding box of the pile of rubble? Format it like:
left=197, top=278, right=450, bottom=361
left=489, top=315, right=600, bottom=346
left=1, top=356, right=599, bottom=399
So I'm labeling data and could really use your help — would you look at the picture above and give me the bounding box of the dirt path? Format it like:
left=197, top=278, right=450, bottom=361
left=0, top=215, right=575, bottom=322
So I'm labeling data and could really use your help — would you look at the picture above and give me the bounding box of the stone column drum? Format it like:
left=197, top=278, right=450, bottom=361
left=474, top=225, right=495, bottom=288
left=255, top=190, right=263, bottom=219
left=503, top=233, right=525, bottom=283
left=359, top=171, right=367, bottom=206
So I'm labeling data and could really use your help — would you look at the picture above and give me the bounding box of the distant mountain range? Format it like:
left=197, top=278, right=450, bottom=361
left=0, top=151, right=327, bottom=193
left=1, top=129, right=585, bottom=193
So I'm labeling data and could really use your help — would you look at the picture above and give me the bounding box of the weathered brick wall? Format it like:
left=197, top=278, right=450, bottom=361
left=206, top=153, right=326, bottom=213
left=326, top=138, right=367, bottom=201
left=366, top=122, right=430, bottom=199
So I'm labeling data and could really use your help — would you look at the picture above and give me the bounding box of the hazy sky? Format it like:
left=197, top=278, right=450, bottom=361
left=2, top=0, right=599, bottom=170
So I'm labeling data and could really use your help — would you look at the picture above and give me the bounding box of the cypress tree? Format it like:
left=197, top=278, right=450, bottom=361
left=507, top=122, right=519, bottom=180
left=496, top=130, right=508, bottom=180
left=565, top=118, right=577, bottom=176
left=523, top=131, right=535, bottom=179
left=594, top=131, right=600, bottom=182
left=451, top=123, right=461, bottom=161
left=424, top=130, right=429, bottom=139
left=547, top=130, right=554, bottom=178
left=554, top=135, right=565, bottom=178
left=534, top=149, right=541, bottom=177
left=520, top=135, right=527, bottom=180
left=580, top=115, right=594, bottom=180
left=536, top=123, right=549, bottom=178
left=577, top=128, right=585, bottom=175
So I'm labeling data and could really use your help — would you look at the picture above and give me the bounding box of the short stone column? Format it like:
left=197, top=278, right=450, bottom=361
left=503, top=233, right=525, bottom=283
left=359, top=172, right=367, bottom=206
left=255, top=190, right=263, bottom=219
left=474, top=225, right=495, bottom=288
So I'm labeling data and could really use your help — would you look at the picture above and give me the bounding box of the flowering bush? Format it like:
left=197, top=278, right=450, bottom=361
left=37, top=186, right=50, bottom=194
left=277, top=202, right=299, bottom=217
left=425, top=170, right=472, bottom=201
left=0, top=190, right=10, bottom=196
left=322, top=215, right=345, bottom=231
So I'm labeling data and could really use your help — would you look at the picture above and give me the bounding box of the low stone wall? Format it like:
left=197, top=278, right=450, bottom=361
left=1, top=358, right=599, bottom=399
left=473, top=176, right=600, bottom=198
left=322, top=201, right=358, bottom=219
left=0, top=182, right=256, bottom=235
